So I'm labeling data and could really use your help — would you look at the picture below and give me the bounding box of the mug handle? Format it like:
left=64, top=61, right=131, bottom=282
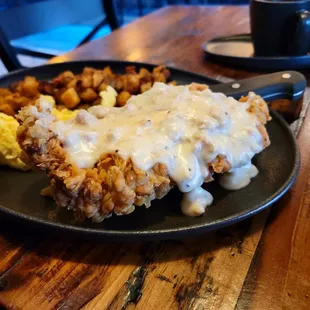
left=293, top=10, right=310, bottom=55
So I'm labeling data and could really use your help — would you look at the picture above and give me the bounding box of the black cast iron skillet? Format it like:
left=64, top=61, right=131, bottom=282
left=0, top=61, right=303, bottom=241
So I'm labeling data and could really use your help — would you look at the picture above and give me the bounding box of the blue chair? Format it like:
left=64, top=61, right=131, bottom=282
left=0, top=0, right=119, bottom=70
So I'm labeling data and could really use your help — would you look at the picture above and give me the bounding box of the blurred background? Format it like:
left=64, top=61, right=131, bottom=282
left=0, top=0, right=248, bottom=74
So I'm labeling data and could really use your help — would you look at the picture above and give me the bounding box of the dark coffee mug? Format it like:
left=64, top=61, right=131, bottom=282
left=250, top=0, right=310, bottom=57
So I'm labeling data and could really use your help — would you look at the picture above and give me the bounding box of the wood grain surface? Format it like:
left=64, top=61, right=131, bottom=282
left=0, top=6, right=309, bottom=310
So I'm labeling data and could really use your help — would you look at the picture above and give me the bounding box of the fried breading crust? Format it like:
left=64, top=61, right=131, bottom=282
left=17, top=86, right=271, bottom=222
left=17, top=102, right=172, bottom=222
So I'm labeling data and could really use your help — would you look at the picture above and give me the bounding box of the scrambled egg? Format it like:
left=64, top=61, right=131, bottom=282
left=0, top=88, right=118, bottom=171
left=0, top=113, right=29, bottom=170
left=99, top=86, right=118, bottom=107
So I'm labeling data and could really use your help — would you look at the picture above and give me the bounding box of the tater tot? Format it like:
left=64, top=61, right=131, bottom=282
left=153, top=73, right=166, bottom=83
left=61, top=71, right=75, bottom=84
left=116, top=91, right=131, bottom=107
left=140, top=82, right=152, bottom=93
left=98, top=83, right=108, bottom=92
left=0, top=88, right=12, bottom=96
left=21, top=76, right=39, bottom=97
left=60, top=88, right=81, bottom=109
left=139, top=68, right=152, bottom=82
left=93, top=71, right=105, bottom=88
left=66, top=79, right=77, bottom=89
left=126, top=75, right=140, bottom=94
left=0, top=103, right=15, bottom=116
left=102, top=66, right=114, bottom=76
left=113, top=76, right=125, bottom=92
left=80, top=74, right=93, bottom=89
left=5, top=95, right=31, bottom=111
left=79, top=88, right=98, bottom=102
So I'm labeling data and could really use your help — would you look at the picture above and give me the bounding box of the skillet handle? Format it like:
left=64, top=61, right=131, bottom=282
left=209, top=71, right=306, bottom=102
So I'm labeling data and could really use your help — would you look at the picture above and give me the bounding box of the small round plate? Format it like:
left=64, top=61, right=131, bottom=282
left=0, top=60, right=300, bottom=241
left=202, top=34, right=310, bottom=71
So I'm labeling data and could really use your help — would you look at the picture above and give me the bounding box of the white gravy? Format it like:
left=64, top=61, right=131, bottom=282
left=49, top=82, right=266, bottom=216
left=181, top=187, right=213, bottom=217
left=219, top=163, right=258, bottom=190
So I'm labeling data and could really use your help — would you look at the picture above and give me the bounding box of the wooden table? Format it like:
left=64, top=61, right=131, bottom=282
left=0, top=6, right=309, bottom=310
